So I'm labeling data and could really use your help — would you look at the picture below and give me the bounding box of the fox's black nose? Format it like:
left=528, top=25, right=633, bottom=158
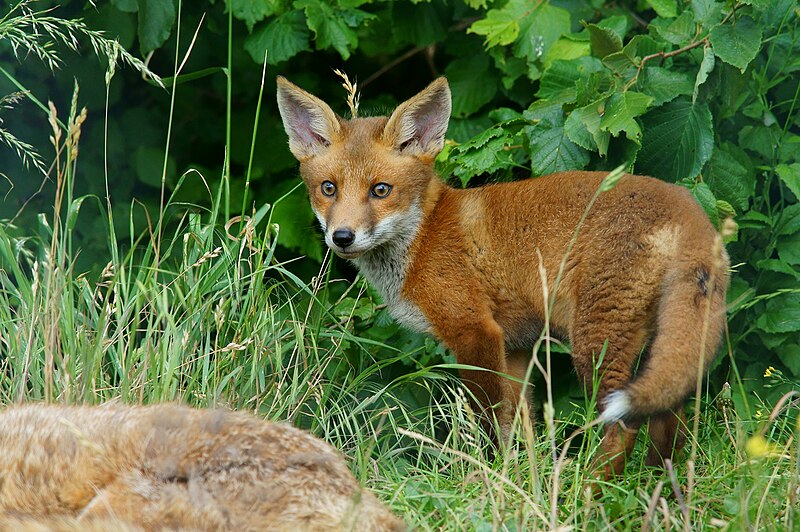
left=332, top=228, right=356, bottom=248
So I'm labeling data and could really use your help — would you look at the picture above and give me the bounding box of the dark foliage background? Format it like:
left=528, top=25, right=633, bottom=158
left=1, top=0, right=799, bottom=412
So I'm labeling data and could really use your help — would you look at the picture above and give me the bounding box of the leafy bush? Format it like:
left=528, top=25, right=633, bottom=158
left=1, top=0, right=799, bottom=408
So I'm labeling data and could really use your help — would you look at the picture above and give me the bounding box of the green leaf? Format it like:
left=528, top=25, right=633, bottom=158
left=776, top=163, right=800, bottom=200
left=637, top=99, right=714, bottom=182
left=599, top=92, right=653, bottom=143
left=468, top=9, right=520, bottom=48
left=112, top=0, right=138, bottom=13
left=137, top=0, right=176, bottom=55
left=295, top=0, right=374, bottom=60
left=448, top=124, right=520, bottom=186
left=245, top=10, right=311, bottom=64
left=709, top=16, right=762, bottom=72
left=270, top=180, right=323, bottom=262
left=525, top=113, right=590, bottom=175
left=777, top=343, right=800, bottom=378
left=756, top=292, right=800, bottom=334
left=231, top=0, right=282, bottom=32
left=646, top=0, right=677, bottom=18
left=513, top=2, right=571, bottom=63
left=778, top=233, right=800, bottom=266
left=637, top=66, right=694, bottom=107
left=704, top=143, right=755, bottom=210
left=777, top=203, right=800, bottom=236
left=586, top=23, right=622, bottom=58
left=686, top=180, right=719, bottom=227
left=446, top=55, right=498, bottom=118
left=651, top=11, right=695, bottom=45
left=566, top=101, right=610, bottom=156
left=693, top=46, right=715, bottom=102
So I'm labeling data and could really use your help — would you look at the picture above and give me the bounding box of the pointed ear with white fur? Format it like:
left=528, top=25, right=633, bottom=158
left=276, top=76, right=342, bottom=161
left=382, top=77, right=451, bottom=159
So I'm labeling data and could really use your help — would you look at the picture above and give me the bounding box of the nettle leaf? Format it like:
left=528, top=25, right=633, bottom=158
left=709, top=16, right=762, bottom=72
left=704, top=143, right=755, bottom=210
left=599, top=92, right=653, bottom=144
left=231, top=0, right=282, bottom=32
left=776, top=163, right=800, bottom=200
left=137, top=0, right=176, bottom=55
left=756, top=292, right=800, bottom=334
left=294, top=0, right=374, bottom=60
left=637, top=66, right=694, bottom=107
left=245, top=10, right=310, bottom=64
left=646, top=0, right=677, bottom=18
left=524, top=112, right=590, bottom=175
left=587, top=23, right=622, bottom=58
left=513, top=2, right=571, bottom=63
left=446, top=54, right=498, bottom=118
left=693, top=45, right=716, bottom=102
left=637, top=99, right=714, bottom=182
left=448, top=122, right=522, bottom=186
left=468, top=9, right=520, bottom=48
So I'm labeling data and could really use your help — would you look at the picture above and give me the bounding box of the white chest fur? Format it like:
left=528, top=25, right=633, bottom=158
left=352, top=208, right=431, bottom=334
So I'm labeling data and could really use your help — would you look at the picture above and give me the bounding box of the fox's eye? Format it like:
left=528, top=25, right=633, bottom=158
left=371, top=183, right=392, bottom=198
left=321, top=181, right=336, bottom=197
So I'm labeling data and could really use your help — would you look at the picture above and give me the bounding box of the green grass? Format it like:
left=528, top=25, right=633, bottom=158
left=1, top=10, right=799, bottom=529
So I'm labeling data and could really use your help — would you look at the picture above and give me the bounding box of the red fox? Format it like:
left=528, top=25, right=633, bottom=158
left=0, top=403, right=404, bottom=531
left=276, top=76, right=729, bottom=478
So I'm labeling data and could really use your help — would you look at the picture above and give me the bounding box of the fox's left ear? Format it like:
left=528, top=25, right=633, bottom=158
left=383, top=77, right=451, bottom=160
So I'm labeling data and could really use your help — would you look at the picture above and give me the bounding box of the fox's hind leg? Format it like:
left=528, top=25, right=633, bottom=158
left=645, top=410, right=687, bottom=467
left=569, top=278, right=655, bottom=478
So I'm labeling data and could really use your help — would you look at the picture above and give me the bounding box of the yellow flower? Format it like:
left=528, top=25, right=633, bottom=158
left=755, top=409, right=763, bottom=419
left=745, top=434, right=781, bottom=458
left=764, top=366, right=775, bottom=378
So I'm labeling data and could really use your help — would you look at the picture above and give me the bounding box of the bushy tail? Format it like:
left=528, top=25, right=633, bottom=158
left=600, top=248, right=729, bottom=423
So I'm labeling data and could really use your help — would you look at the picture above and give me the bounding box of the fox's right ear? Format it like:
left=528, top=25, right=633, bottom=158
left=276, top=77, right=341, bottom=161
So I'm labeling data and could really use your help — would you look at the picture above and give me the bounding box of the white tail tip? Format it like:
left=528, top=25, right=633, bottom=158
left=599, top=390, right=630, bottom=424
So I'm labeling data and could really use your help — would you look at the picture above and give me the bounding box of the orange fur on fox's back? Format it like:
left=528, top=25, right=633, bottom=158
left=276, top=76, right=729, bottom=479
left=0, top=403, right=404, bottom=532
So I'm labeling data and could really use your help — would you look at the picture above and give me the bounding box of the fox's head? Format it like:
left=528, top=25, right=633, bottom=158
left=276, top=77, right=451, bottom=259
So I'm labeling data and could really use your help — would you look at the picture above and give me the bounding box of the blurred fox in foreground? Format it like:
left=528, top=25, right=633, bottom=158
left=276, top=76, right=729, bottom=478
left=0, top=403, right=404, bottom=531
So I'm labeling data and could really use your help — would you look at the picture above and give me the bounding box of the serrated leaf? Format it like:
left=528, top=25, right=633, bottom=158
left=449, top=124, right=519, bottom=186
left=776, top=163, right=800, bottom=200
left=446, top=54, right=498, bottom=117
left=599, top=92, right=653, bottom=143
left=637, top=99, right=714, bottom=182
left=777, top=203, right=800, bottom=236
left=709, top=16, right=762, bottom=72
left=596, top=15, right=630, bottom=40
left=652, top=11, right=695, bottom=45
left=245, top=10, right=310, bottom=64
left=513, top=2, right=571, bottom=63
left=231, top=0, right=282, bottom=32
left=778, top=233, right=800, bottom=266
left=646, top=0, right=677, bottom=18
left=468, top=9, right=520, bottom=48
left=545, top=38, right=591, bottom=68
left=638, top=66, right=694, bottom=107
left=137, top=0, right=176, bottom=55
left=693, top=45, right=715, bottom=102
left=686, top=181, right=719, bottom=227
left=587, top=23, right=622, bottom=58
left=525, top=114, right=590, bottom=175
left=567, top=101, right=610, bottom=156
left=756, top=292, right=800, bottom=334
left=295, top=0, right=374, bottom=60
left=704, top=143, right=755, bottom=210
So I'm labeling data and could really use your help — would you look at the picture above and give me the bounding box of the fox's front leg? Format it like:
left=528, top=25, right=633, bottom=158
left=435, top=314, right=517, bottom=442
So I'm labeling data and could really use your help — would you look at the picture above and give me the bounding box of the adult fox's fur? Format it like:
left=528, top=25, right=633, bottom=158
left=276, top=77, right=729, bottom=477
left=0, top=403, right=404, bottom=531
